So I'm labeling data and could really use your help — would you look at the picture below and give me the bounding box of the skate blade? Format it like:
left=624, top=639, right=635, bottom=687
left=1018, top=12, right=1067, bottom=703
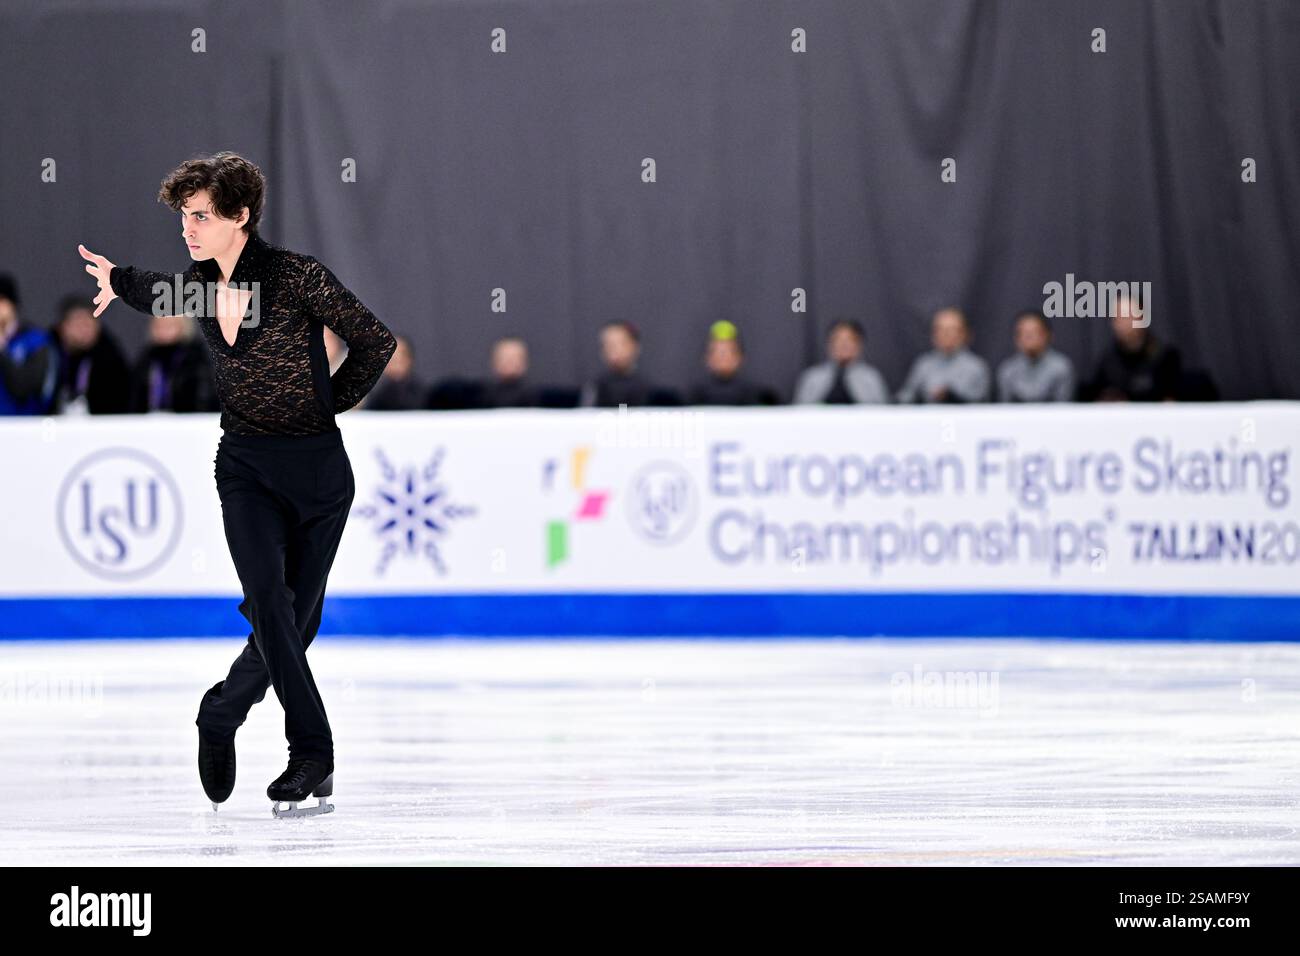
left=271, top=797, right=335, bottom=819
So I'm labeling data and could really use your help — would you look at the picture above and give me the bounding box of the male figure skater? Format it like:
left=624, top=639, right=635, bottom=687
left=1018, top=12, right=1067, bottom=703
left=79, top=152, right=397, bottom=817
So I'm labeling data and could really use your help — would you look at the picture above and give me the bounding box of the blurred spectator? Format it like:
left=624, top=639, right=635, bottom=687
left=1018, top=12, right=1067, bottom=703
left=897, top=307, right=991, bottom=403
left=995, top=310, right=1075, bottom=402
left=794, top=318, right=889, bottom=404
left=53, top=294, right=131, bottom=415
left=580, top=321, right=653, bottom=407
left=688, top=320, right=771, bottom=405
left=481, top=336, right=539, bottom=408
left=1080, top=295, right=1181, bottom=402
left=0, top=273, right=60, bottom=415
left=130, top=311, right=218, bottom=413
left=366, top=334, right=426, bottom=410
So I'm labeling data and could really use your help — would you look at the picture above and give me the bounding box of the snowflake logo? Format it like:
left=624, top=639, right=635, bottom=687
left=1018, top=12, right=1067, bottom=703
left=355, top=447, right=476, bottom=575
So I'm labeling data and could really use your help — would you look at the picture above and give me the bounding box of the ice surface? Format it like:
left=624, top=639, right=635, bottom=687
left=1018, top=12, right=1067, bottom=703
left=0, top=637, right=1296, bottom=865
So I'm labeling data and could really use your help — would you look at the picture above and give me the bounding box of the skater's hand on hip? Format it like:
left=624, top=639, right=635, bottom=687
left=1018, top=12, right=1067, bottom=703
left=78, top=244, right=118, bottom=318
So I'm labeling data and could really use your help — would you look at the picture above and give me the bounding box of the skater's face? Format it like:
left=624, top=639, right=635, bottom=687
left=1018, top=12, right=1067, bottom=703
left=180, top=189, right=249, bottom=261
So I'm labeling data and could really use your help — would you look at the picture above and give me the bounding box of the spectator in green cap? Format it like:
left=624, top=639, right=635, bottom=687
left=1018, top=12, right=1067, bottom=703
left=687, top=322, right=772, bottom=405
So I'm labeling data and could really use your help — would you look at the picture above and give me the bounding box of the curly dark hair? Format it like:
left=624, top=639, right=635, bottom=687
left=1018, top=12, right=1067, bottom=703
left=158, top=151, right=266, bottom=234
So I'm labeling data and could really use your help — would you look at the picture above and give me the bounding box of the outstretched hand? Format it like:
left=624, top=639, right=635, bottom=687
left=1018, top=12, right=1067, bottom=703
left=78, top=244, right=118, bottom=318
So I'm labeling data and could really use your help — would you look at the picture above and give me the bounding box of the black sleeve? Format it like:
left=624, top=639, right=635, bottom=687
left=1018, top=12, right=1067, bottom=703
left=110, top=265, right=190, bottom=316
left=297, top=256, right=398, bottom=413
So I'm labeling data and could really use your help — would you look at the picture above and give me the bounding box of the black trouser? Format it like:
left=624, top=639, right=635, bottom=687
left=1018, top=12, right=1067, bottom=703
left=196, top=427, right=355, bottom=763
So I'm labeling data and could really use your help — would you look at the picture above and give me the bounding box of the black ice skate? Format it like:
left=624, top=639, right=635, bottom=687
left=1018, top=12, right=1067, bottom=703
left=198, top=728, right=236, bottom=811
left=268, top=758, right=335, bottom=818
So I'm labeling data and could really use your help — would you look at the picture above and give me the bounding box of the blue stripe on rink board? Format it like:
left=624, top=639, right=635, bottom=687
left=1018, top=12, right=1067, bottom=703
left=0, top=593, right=1298, bottom=641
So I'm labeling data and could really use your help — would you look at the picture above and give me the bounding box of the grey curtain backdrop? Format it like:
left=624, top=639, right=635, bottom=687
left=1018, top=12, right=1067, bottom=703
left=2, top=0, right=1297, bottom=400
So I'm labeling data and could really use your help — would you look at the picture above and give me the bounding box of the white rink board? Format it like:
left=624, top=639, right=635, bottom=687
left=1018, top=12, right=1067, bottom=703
left=1, top=403, right=1298, bottom=598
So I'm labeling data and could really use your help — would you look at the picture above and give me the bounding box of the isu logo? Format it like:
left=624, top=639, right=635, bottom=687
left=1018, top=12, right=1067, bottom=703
left=626, top=461, right=697, bottom=545
left=56, top=449, right=184, bottom=581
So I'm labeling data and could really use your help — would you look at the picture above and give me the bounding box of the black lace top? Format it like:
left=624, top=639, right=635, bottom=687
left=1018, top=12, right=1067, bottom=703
left=109, top=232, right=397, bottom=435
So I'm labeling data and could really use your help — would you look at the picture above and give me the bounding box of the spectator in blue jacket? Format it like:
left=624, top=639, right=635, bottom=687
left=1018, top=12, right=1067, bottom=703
left=0, top=274, right=60, bottom=416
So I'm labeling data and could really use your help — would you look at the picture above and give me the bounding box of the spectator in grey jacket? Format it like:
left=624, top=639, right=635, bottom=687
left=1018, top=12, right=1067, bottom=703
left=897, top=307, right=990, bottom=404
left=793, top=319, right=890, bottom=404
left=996, top=310, right=1075, bottom=402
